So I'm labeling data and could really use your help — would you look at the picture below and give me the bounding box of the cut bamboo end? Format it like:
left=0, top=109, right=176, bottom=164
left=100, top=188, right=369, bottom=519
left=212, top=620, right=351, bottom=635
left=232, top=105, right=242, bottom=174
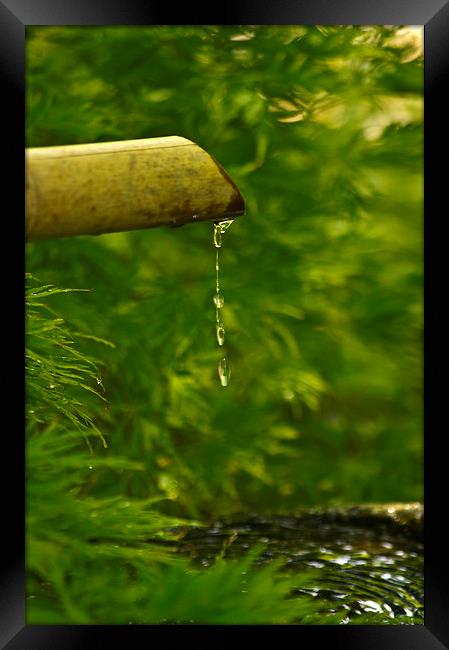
left=25, top=136, right=245, bottom=241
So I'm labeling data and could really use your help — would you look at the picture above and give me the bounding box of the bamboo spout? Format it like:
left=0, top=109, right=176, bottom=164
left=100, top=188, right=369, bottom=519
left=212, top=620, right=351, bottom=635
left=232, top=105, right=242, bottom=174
left=25, top=136, right=245, bottom=241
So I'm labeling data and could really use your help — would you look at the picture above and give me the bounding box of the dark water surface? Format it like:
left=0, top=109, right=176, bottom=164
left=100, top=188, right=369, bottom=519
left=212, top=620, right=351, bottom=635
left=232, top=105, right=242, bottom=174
left=172, top=505, right=423, bottom=624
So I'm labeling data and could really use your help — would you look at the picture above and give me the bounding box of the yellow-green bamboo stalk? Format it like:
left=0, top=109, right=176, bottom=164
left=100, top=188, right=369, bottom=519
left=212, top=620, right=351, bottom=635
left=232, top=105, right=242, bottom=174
left=25, top=136, right=245, bottom=241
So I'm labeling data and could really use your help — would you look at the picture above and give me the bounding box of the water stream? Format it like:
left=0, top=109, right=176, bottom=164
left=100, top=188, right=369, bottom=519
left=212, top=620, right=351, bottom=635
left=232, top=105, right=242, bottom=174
left=213, top=220, right=234, bottom=386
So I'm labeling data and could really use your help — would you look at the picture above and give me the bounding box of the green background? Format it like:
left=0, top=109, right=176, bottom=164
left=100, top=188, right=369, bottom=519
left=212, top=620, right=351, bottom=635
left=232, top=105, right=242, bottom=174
left=26, top=25, right=423, bottom=518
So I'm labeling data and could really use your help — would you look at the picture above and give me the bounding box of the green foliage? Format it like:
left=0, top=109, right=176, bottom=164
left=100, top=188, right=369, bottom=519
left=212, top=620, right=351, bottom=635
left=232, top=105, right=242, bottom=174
left=25, top=273, right=111, bottom=447
left=28, top=540, right=323, bottom=625
left=25, top=26, right=423, bottom=623
left=26, top=280, right=184, bottom=618
left=26, top=280, right=328, bottom=624
left=26, top=25, right=423, bottom=514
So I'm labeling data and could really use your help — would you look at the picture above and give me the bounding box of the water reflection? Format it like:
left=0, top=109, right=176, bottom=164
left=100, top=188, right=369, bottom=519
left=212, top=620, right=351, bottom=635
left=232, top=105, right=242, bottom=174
left=172, top=512, right=423, bottom=624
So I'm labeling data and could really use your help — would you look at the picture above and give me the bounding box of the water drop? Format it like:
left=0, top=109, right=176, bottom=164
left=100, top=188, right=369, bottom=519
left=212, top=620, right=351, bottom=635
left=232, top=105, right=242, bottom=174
left=213, top=293, right=224, bottom=308
left=213, top=226, right=222, bottom=248
left=216, top=325, right=225, bottom=346
left=217, top=219, right=234, bottom=233
left=218, top=358, right=230, bottom=387
left=96, top=376, right=106, bottom=394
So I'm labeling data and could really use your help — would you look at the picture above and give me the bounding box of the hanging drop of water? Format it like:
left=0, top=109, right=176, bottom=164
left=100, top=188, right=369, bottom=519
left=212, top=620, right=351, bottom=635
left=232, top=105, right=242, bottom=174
left=216, top=324, right=225, bottom=346
left=213, top=293, right=224, bottom=308
left=218, top=357, right=230, bottom=387
left=217, top=219, right=234, bottom=233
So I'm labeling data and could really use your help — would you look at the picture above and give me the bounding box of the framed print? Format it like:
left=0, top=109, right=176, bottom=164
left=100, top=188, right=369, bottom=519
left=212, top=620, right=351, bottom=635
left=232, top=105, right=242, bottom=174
left=1, top=0, right=447, bottom=647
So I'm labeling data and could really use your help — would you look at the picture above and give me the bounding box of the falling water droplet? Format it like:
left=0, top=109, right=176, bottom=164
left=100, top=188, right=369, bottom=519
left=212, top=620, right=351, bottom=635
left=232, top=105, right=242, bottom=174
left=213, top=227, right=222, bottom=248
left=213, top=293, right=224, bottom=308
left=218, top=358, right=230, bottom=387
left=216, top=324, right=225, bottom=346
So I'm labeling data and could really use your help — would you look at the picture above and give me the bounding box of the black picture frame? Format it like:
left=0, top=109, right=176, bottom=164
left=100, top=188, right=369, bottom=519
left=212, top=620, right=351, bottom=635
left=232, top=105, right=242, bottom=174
left=2, top=1, right=447, bottom=647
